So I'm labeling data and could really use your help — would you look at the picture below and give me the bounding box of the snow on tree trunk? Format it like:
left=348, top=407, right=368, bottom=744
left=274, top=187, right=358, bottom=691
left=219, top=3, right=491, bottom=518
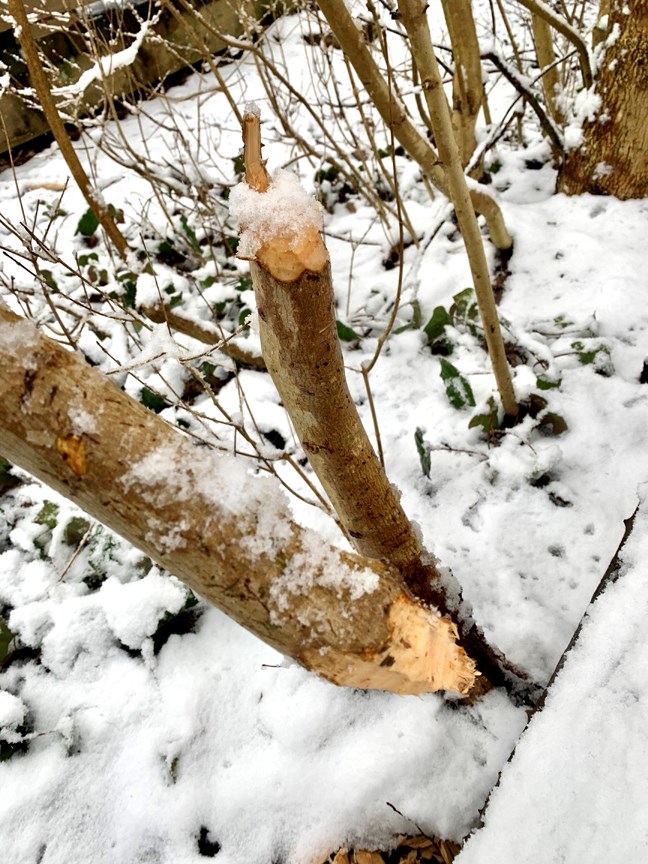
left=0, top=302, right=478, bottom=696
left=558, top=0, right=648, bottom=199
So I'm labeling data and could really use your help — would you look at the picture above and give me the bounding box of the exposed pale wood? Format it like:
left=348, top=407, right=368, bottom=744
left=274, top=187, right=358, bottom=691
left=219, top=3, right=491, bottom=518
left=242, top=109, right=271, bottom=193
left=303, top=594, right=477, bottom=696
left=0, top=302, right=477, bottom=696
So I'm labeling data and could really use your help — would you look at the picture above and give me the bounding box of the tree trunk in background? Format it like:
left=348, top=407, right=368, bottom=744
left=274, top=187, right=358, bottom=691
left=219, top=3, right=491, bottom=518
left=440, top=0, right=484, bottom=167
left=558, top=0, right=648, bottom=198
left=531, top=13, right=564, bottom=126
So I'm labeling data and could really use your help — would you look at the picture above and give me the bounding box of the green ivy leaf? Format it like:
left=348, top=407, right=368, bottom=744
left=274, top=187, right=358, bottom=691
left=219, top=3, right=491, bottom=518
left=180, top=215, right=202, bottom=255
left=0, top=616, right=15, bottom=665
left=468, top=396, right=499, bottom=435
left=439, top=358, right=476, bottom=409
left=423, top=305, right=450, bottom=343
left=236, top=276, right=253, bottom=293
left=414, top=427, right=431, bottom=478
left=41, top=270, right=59, bottom=293
left=76, top=208, right=100, bottom=237
left=35, top=500, right=59, bottom=529
left=140, top=388, right=168, bottom=414
left=536, top=376, right=562, bottom=391
left=64, top=516, right=91, bottom=547
left=336, top=321, right=362, bottom=342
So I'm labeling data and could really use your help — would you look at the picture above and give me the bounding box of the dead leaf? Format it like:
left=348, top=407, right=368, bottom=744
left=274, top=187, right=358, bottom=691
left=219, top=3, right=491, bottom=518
left=332, top=851, right=350, bottom=864
left=56, top=435, right=87, bottom=475
left=439, top=841, right=460, bottom=864
left=353, top=852, right=384, bottom=864
left=400, top=836, right=435, bottom=850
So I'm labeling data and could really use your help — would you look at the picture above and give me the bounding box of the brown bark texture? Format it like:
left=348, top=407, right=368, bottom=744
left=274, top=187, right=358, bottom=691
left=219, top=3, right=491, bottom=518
left=558, top=0, right=648, bottom=198
left=440, top=0, right=484, bottom=166
left=0, top=302, right=477, bottom=696
left=396, top=0, right=519, bottom=418
left=316, top=0, right=514, bottom=250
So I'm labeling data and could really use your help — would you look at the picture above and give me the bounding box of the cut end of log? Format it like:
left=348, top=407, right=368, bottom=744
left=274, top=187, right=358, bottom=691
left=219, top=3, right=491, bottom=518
left=233, top=109, right=329, bottom=282
left=302, top=594, right=478, bottom=696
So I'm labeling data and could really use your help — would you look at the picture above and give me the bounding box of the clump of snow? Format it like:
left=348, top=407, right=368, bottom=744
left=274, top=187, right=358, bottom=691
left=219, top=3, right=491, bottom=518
left=135, top=271, right=160, bottom=307
left=0, top=690, right=25, bottom=737
left=53, top=21, right=151, bottom=97
left=0, top=312, right=39, bottom=368
left=229, top=169, right=323, bottom=259
left=267, top=528, right=379, bottom=621
left=244, top=100, right=261, bottom=117
left=68, top=404, right=97, bottom=434
left=99, top=571, right=187, bottom=650
left=564, top=88, right=602, bottom=149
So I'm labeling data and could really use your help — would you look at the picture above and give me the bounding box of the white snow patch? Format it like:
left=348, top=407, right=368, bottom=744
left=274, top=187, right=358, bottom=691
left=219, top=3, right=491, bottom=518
left=229, top=169, right=324, bottom=260
left=0, top=690, right=25, bottom=733
left=68, top=404, right=97, bottom=434
left=99, top=571, right=187, bottom=650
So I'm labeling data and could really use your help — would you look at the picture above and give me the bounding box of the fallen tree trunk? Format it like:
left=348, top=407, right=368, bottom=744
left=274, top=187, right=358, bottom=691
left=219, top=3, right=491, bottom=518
left=0, top=301, right=477, bottom=696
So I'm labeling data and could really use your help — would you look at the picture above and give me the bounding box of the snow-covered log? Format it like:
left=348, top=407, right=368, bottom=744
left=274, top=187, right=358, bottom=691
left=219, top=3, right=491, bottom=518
left=0, top=302, right=477, bottom=696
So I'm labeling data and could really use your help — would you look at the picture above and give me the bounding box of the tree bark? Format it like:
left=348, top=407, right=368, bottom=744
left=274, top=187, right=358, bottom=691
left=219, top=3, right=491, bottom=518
left=531, top=13, right=564, bottom=127
left=316, top=0, right=514, bottom=251
left=558, top=0, right=648, bottom=198
left=0, top=302, right=478, bottom=696
left=440, top=0, right=484, bottom=167
left=396, top=0, right=519, bottom=418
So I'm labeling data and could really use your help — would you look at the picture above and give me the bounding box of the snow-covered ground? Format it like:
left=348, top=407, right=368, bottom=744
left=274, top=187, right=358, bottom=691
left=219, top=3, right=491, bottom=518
left=1, top=6, right=648, bottom=863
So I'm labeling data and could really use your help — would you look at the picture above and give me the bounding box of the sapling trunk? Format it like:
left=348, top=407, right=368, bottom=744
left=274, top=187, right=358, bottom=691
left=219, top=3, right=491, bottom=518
left=316, top=0, right=514, bottom=251
left=440, top=0, right=484, bottom=167
left=8, top=0, right=129, bottom=260
left=531, top=13, right=564, bottom=127
left=396, top=0, right=519, bottom=419
left=233, top=109, right=449, bottom=597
